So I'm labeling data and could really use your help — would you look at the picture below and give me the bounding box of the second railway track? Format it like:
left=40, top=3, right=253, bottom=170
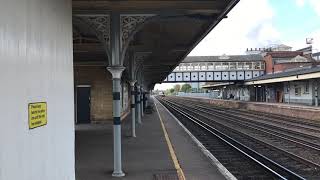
left=156, top=96, right=320, bottom=180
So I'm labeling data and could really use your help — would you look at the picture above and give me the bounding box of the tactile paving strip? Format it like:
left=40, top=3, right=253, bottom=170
left=153, top=170, right=179, bottom=180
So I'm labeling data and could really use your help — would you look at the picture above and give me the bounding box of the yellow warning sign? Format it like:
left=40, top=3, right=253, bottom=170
left=28, top=102, right=47, bottom=129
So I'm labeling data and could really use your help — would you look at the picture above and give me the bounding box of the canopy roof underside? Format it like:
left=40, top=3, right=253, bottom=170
left=72, top=0, right=239, bottom=89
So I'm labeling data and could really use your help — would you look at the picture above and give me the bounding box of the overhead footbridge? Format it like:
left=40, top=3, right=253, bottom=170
left=163, top=54, right=265, bottom=83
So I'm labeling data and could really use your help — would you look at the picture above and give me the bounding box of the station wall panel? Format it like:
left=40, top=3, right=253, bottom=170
left=230, top=71, right=237, bottom=80
left=183, top=72, right=191, bottom=81
left=191, top=72, right=198, bottom=81
left=222, top=72, right=229, bottom=80
left=168, top=73, right=175, bottom=81
left=0, top=1, right=75, bottom=179
left=206, top=72, right=214, bottom=81
left=214, top=72, right=222, bottom=81
left=237, top=71, right=245, bottom=80
left=175, top=72, right=183, bottom=81
left=253, top=71, right=260, bottom=78
left=74, top=66, right=113, bottom=122
left=199, top=72, right=206, bottom=81
left=245, top=71, right=253, bottom=80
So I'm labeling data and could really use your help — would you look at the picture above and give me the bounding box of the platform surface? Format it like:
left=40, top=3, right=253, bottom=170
left=154, top=99, right=228, bottom=180
left=76, top=98, right=227, bottom=180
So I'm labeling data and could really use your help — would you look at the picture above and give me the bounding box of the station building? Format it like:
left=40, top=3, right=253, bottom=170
left=203, top=46, right=320, bottom=106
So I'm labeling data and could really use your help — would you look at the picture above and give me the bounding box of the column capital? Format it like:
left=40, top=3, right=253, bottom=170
left=129, top=80, right=137, bottom=86
left=107, top=66, right=125, bottom=79
left=136, top=84, right=141, bottom=89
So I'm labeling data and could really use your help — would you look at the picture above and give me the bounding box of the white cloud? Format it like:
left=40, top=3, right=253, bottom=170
left=189, top=0, right=280, bottom=56
left=296, top=0, right=305, bottom=7
left=309, top=0, right=320, bottom=16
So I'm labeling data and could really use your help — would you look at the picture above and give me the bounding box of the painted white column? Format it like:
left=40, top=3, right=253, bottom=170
left=129, top=80, right=137, bottom=137
left=107, top=66, right=125, bottom=177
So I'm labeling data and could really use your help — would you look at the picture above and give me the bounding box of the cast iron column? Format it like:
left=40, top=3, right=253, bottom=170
left=136, top=85, right=142, bottom=124
left=108, top=12, right=125, bottom=177
left=141, top=87, right=144, bottom=117
left=107, top=66, right=125, bottom=177
left=130, top=80, right=137, bottom=137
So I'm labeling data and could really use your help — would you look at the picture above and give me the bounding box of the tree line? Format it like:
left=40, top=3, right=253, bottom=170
left=165, top=84, right=192, bottom=95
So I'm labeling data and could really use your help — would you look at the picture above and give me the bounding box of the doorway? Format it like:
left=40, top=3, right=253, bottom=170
left=76, top=86, right=91, bottom=124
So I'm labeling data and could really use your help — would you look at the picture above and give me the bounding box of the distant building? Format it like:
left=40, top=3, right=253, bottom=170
left=203, top=46, right=320, bottom=106
left=264, top=51, right=315, bottom=74
left=313, top=52, right=320, bottom=61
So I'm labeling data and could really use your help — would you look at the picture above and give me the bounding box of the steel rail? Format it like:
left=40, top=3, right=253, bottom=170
left=158, top=97, right=306, bottom=180
left=167, top=98, right=320, bottom=168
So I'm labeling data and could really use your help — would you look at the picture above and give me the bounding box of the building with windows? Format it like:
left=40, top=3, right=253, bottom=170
left=171, top=54, right=264, bottom=92
left=202, top=46, right=320, bottom=106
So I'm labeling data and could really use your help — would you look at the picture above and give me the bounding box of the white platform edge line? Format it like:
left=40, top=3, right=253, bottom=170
left=153, top=97, right=237, bottom=180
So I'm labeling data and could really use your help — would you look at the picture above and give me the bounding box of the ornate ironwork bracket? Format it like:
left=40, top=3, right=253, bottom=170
left=134, top=52, right=152, bottom=77
left=77, top=15, right=111, bottom=47
left=120, top=15, right=155, bottom=51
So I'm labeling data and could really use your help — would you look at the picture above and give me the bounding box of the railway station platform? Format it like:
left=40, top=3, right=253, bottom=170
left=178, top=96, right=320, bottom=121
left=75, top=98, right=229, bottom=180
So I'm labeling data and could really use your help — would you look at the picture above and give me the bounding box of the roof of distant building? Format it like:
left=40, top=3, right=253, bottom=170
left=313, top=52, right=320, bottom=56
left=266, top=51, right=304, bottom=58
left=183, top=54, right=263, bottom=63
left=246, top=66, right=320, bottom=82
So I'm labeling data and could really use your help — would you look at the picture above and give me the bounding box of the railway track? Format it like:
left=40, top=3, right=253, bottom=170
left=167, top=97, right=320, bottom=164
left=156, top=96, right=320, bottom=179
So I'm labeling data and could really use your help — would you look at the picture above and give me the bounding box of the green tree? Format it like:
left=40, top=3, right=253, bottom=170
left=181, top=84, right=192, bottom=93
left=169, top=88, right=175, bottom=94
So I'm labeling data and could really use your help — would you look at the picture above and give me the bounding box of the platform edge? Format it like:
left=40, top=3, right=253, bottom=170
left=154, top=97, right=237, bottom=180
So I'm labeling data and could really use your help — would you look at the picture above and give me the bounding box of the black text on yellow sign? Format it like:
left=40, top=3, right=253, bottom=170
left=28, top=102, right=47, bottom=129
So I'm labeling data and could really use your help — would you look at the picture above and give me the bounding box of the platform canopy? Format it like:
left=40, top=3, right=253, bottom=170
left=72, top=0, right=239, bottom=89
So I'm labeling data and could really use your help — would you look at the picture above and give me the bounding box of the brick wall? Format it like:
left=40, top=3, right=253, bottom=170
left=181, top=96, right=320, bottom=121
left=264, top=55, right=274, bottom=74
left=74, top=66, right=113, bottom=123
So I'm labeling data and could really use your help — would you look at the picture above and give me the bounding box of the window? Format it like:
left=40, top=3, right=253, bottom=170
left=214, top=62, right=222, bottom=70
left=244, top=62, right=252, bottom=70
left=230, top=62, right=236, bottom=70
left=237, top=62, right=244, bottom=69
left=200, top=63, right=207, bottom=70
left=284, top=83, right=290, bottom=94
left=208, top=63, right=214, bottom=70
left=294, top=85, right=301, bottom=96
left=222, top=62, right=229, bottom=70
left=304, top=81, right=309, bottom=94
left=194, top=63, right=200, bottom=70
left=254, top=62, right=261, bottom=70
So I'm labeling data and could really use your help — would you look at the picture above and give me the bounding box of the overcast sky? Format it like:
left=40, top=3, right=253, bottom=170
left=154, top=0, right=320, bottom=90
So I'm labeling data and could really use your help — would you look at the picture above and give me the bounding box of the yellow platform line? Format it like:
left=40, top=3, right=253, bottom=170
left=154, top=100, right=186, bottom=180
